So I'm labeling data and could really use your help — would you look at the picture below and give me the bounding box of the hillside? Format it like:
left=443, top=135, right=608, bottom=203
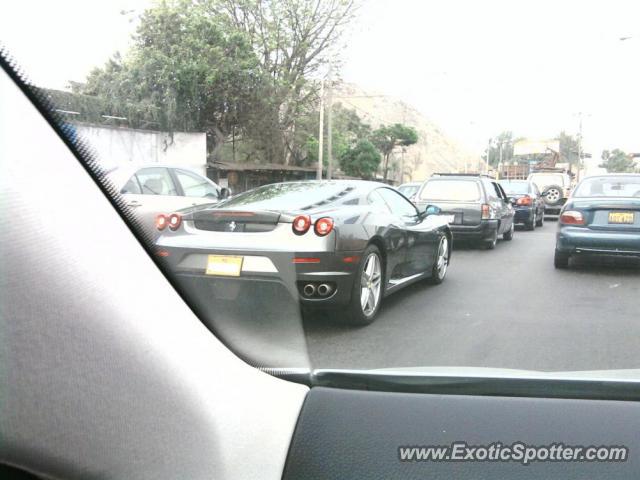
left=334, top=83, right=480, bottom=183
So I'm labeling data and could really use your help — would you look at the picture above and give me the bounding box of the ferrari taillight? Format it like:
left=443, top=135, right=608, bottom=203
left=155, top=214, right=168, bottom=231
left=292, top=215, right=311, bottom=235
left=168, top=213, right=182, bottom=231
left=314, top=217, right=334, bottom=236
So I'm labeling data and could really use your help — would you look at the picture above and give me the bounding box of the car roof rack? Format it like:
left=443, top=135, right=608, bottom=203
left=432, top=172, right=494, bottom=178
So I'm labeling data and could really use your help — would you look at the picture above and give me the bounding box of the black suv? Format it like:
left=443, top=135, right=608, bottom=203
left=415, top=173, right=516, bottom=249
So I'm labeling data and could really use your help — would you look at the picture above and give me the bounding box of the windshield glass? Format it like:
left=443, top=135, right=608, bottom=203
left=219, top=182, right=354, bottom=210
left=419, top=180, right=481, bottom=202
left=573, top=176, right=640, bottom=198
left=499, top=181, right=530, bottom=195
left=3, top=0, right=640, bottom=383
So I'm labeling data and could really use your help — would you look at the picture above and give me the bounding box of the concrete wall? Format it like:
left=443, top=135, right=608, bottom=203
left=75, top=123, right=207, bottom=176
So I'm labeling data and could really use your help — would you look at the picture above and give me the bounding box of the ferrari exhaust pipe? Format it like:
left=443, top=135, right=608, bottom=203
left=317, top=283, right=333, bottom=297
left=303, top=284, right=316, bottom=297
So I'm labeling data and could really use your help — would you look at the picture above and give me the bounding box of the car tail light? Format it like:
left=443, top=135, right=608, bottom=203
left=155, top=214, right=168, bottom=231
left=517, top=195, right=533, bottom=206
left=481, top=204, right=490, bottom=220
left=560, top=210, right=585, bottom=225
left=168, top=213, right=182, bottom=231
left=292, top=215, right=311, bottom=235
left=314, top=217, right=334, bottom=236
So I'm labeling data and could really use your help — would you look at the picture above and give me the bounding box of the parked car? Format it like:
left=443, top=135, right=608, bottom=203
left=499, top=179, right=545, bottom=230
left=105, top=164, right=230, bottom=237
left=528, top=170, right=573, bottom=219
left=554, top=174, right=640, bottom=268
left=415, top=173, right=515, bottom=249
left=397, top=182, right=422, bottom=202
left=155, top=180, right=452, bottom=325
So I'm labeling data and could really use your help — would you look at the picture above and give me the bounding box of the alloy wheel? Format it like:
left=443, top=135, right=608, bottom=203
left=436, top=236, right=449, bottom=279
left=360, top=253, right=382, bottom=316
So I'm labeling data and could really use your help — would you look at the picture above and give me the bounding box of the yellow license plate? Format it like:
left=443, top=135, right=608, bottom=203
left=608, top=212, right=635, bottom=224
left=205, top=255, right=243, bottom=276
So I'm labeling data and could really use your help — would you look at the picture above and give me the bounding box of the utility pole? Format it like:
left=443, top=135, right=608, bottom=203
left=498, top=140, right=503, bottom=180
left=317, top=80, right=324, bottom=180
left=577, top=112, right=583, bottom=177
left=326, top=66, right=333, bottom=180
left=486, top=139, right=491, bottom=174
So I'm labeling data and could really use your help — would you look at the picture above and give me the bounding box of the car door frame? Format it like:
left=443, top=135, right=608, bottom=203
left=493, top=181, right=514, bottom=234
left=531, top=182, right=545, bottom=218
left=377, top=187, right=437, bottom=277
left=367, top=189, right=409, bottom=283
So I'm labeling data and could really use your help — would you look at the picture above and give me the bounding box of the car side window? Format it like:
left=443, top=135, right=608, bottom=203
left=495, top=183, right=509, bottom=201
left=121, top=176, right=142, bottom=194
left=135, top=167, right=178, bottom=196
left=377, top=188, right=418, bottom=218
left=482, top=179, right=498, bottom=201
left=174, top=169, right=219, bottom=199
left=367, top=190, right=391, bottom=213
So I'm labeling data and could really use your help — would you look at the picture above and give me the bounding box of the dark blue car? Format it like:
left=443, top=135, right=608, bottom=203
left=554, top=174, right=640, bottom=268
left=499, top=180, right=545, bottom=230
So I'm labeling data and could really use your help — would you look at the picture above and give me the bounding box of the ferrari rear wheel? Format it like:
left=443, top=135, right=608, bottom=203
left=344, top=245, right=383, bottom=326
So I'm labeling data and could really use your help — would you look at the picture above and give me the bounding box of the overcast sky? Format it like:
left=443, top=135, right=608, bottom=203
left=3, top=0, right=640, bottom=157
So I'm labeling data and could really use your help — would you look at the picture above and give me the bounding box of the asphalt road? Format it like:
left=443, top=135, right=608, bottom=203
left=304, top=222, right=640, bottom=372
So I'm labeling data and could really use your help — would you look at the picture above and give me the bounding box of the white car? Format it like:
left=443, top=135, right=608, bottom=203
left=527, top=171, right=573, bottom=217
left=105, top=164, right=230, bottom=237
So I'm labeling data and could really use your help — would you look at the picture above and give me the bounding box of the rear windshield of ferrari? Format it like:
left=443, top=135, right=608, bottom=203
left=419, top=180, right=481, bottom=202
left=219, top=182, right=354, bottom=211
left=573, top=176, right=640, bottom=198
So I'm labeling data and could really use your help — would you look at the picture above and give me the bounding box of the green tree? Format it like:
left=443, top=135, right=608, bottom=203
left=298, top=103, right=371, bottom=167
left=203, top=0, right=357, bottom=163
left=77, top=0, right=357, bottom=164
left=557, top=131, right=581, bottom=166
left=599, top=149, right=636, bottom=173
left=339, top=139, right=381, bottom=178
left=371, top=123, right=418, bottom=180
left=77, top=0, right=262, bottom=158
left=482, top=131, right=514, bottom=167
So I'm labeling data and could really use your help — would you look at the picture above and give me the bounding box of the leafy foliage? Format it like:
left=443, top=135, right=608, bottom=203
left=370, top=124, right=419, bottom=179
left=76, top=0, right=262, bottom=157
left=300, top=102, right=371, bottom=167
left=339, top=139, right=381, bottom=178
left=557, top=131, right=581, bottom=166
left=482, top=131, right=514, bottom=167
left=195, top=0, right=356, bottom=163
left=75, top=0, right=357, bottom=164
left=599, top=149, right=637, bottom=173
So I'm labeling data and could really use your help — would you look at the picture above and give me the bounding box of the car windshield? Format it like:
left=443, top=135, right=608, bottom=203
left=499, top=181, right=530, bottom=195
left=573, top=176, right=640, bottom=198
left=3, top=0, right=640, bottom=384
left=419, top=180, right=481, bottom=202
